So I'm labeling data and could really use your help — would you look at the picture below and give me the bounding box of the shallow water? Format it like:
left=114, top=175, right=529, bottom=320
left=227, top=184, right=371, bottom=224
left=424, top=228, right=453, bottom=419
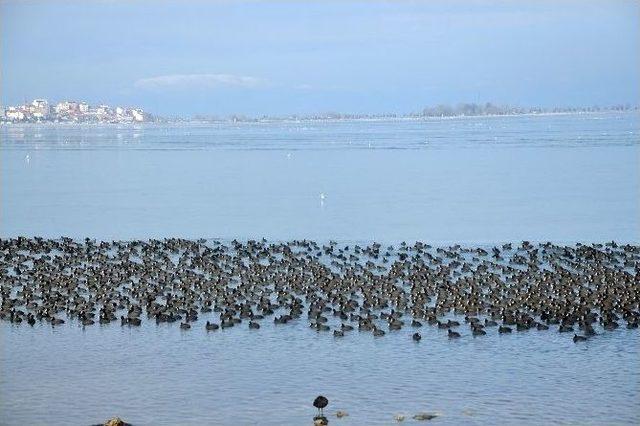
left=2, top=313, right=639, bottom=426
left=1, top=112, right=639, bottom=425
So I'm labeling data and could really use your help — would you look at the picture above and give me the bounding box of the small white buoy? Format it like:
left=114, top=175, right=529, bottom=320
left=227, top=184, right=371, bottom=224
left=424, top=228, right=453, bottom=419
left=319, top=193, right=326, bottom=201
left=24, top=154, right=30, bottom=164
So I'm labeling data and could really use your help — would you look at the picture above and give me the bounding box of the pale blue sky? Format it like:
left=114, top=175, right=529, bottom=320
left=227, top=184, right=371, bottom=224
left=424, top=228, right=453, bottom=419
left=1, top=0, right=639, bottom=116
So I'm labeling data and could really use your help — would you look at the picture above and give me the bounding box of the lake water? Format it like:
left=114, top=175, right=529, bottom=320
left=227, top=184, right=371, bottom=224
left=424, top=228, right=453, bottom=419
left=1, top=112, right=639, bottom=425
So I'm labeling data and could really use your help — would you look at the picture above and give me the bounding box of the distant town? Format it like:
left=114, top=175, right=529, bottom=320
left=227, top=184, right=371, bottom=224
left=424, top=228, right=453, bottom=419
left=1, top=99, right=152, bottom=123
left=1, top=99, right=637, bottom=124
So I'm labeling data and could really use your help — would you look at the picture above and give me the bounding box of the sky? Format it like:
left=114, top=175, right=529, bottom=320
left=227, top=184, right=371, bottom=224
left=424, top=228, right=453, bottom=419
left=1, top=0, right=639, bottom=116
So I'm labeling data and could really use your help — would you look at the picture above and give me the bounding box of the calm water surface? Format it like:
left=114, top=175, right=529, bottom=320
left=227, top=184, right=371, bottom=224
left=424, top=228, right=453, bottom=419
left=2, top=112, right=638, bottom=243
left=1, top=112, right=639, bottom=425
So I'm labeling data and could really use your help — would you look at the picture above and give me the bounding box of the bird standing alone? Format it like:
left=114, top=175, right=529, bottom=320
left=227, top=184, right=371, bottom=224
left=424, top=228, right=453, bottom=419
left=313, top=395, right=328, bottom=416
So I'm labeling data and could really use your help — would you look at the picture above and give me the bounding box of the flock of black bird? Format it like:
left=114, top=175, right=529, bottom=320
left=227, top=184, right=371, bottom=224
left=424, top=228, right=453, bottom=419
left=1, top=237, right=638, bottom=343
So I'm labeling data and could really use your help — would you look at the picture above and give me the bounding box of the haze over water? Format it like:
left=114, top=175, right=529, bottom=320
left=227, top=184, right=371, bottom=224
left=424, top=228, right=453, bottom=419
left=1, top=112, right=639, bottom=426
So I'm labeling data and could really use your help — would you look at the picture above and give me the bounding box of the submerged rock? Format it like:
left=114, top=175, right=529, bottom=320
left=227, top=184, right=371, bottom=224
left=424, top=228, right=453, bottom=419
left=313, top=415, right=329, bottom=425
left=335, top=410, right=348, bottom=418
left=394, top=414, right=406, bottom=422
left=462, top=408, right=476, bottom=417
left=104, top=418, right=131, bottom=426
left=413, top=412, right=438, bottom=421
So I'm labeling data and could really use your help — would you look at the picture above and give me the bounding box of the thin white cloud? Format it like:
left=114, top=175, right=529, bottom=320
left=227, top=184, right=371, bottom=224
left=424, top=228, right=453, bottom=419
left=134, top=73, right=267, bottom=90
left=293, top=83, right=313, bottom=90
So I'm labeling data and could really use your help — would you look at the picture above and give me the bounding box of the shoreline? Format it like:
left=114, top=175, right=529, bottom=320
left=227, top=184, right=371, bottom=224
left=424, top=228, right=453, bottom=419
left=1, top=109, right=638, bottom=127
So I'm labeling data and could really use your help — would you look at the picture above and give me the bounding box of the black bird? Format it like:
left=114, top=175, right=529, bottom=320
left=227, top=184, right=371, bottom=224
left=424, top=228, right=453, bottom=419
left=313, top=395, right=328, bottom=416
left=573, top=334, right=587, bottom=343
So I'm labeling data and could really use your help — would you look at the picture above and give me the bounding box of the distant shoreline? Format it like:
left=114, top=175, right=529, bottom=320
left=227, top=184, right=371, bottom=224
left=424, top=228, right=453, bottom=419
left=1, top=108, right=637, bottom=127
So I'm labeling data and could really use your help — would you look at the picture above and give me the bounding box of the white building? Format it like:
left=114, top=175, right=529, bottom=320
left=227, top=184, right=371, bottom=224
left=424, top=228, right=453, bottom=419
left=130, top=108, right=145, bottom=122
left=30, top=99, right=50, bottom=119
left=32, top=99, right=49, bottom=110
left=95, top=105, right=112, bottom=116
left=79, top=102, right=89, bottom=113
left=5, top=107, right=25, bottom=121
left=54, top=102, right=67, bottom=114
